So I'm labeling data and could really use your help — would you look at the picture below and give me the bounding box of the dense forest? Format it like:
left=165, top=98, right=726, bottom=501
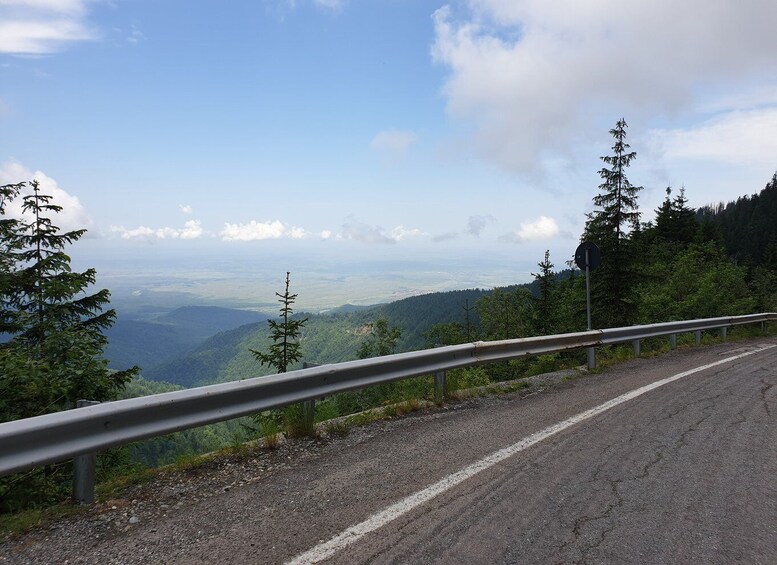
left=2, top=120, right=776, bottom=512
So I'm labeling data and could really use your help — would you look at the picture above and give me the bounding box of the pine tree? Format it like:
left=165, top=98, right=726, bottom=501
left=584, top=118, right=643, bottom=327
left=1, top=180, right=137, bottom=512
left=531, top=250, right=556, bottom=335
left=251, top=272, right=308, bottom=373
left=0, top=181, right=136, bottom=422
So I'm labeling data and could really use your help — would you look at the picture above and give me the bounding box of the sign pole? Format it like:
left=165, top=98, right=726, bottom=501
left=575, top=241, right=600, bottom=371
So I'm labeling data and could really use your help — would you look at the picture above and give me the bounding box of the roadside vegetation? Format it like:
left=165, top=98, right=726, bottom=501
left=2, top=119, right=776, bottom=523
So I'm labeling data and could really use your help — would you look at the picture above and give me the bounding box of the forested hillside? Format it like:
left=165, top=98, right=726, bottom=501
left=104, top=306, right=269, bottom=372
left=141, top=287, right=509, bottom=387
left=698, top=173, right=777, bottom=269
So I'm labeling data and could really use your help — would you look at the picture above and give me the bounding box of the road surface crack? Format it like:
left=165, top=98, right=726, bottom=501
left=729, top=410, right=747, bottom=427
left=760, top=379, right=773, bottom=417
left=562, top=450, right=662, bottom=563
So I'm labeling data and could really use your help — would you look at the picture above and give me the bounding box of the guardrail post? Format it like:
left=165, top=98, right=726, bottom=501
left=587, top=347, right=596, bottom=370
left=434, top=369, right=446, bottom=404
left=433, top=345, right=446, bottom=403
left=301, top=399, right=315, bottom=435
left=669, top=334, right=677, bottom=350
left=695, top=330, right=702, bottom=346
left=73, top=400, right=100, bottom=505
left=632, top=339, right=640, bottom=357
left=301, top=362, right=319, bottom=435
left=721, top=326, right=728, bottom=341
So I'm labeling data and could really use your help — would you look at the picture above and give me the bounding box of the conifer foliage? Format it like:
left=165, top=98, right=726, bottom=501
left=1, top=180, right=137, bottom=512
left=584, top=118, right=643, bottom=327
left=251, top=272, right=308, bottom=373
left=0, top=181, right=136, bottom=423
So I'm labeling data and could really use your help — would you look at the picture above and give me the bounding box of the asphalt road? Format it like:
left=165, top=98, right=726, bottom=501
left=4, top=338, right=777, bottom=564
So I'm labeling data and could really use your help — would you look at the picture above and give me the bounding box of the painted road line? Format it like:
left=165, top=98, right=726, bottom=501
left=286, top=345, right=776, bottom=565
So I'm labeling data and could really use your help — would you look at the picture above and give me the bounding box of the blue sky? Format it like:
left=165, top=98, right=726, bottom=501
left=2, top=0, right=777, bottom=308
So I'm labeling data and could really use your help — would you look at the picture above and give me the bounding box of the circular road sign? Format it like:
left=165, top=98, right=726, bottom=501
left=575, top=241, right=602, bottom=271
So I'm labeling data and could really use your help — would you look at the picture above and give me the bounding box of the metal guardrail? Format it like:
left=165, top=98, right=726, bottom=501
left=1, top=313, right=775, bottom=499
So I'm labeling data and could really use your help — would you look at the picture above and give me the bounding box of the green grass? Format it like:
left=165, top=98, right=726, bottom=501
left=0, top=503, right=86, bottom=543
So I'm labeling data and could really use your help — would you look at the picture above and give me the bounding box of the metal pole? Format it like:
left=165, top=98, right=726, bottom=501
left=301, top=362, right=318, bottom=435
left=585, top=250, right=596, bottom=370
left=632, top=339, right=640, bottom=357
left=433, top=344, right=446, bottom=403
left=434, top=370, right=446, bottom=404
left=695, top=330, right=702, bottom=346
left=73, top=400, right=100, bottom=504
left=301, top=399, right=315, bottom=436
left=669, top=334, right=677, bottom=350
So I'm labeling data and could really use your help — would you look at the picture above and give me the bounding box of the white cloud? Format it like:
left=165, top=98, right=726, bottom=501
left=0, top=0, right=97, bottom=54
left=320, top=229, right=333, bottom=240
left=648, top=108, right=777, bottom=167
left=179, top=219, right=203, bottom=239
left=179, top=204, right=193, bottom=215
left=0, top=160, right=94, bottom=234
left=500, top=215, right=559, bottom=243
left=219, top=220, right=307, bottom=242
left=466, top=214, right=495, bottom=236
left=341, top=220, right=395, bottom=245
left=111, top=219, right=204, bottom=241
left=370, top=129, right=417, bottom=161
left=339, top=219, right=427, bottom=245
left=390, top=225, right=428, bottom=241
left=431, top=1, right=777, bottom=174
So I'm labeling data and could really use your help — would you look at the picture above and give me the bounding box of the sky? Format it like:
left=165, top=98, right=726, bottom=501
left=2, top=0, right=777, bottom=311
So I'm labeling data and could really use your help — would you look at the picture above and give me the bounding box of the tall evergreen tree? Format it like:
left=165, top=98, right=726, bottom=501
left=1, top=181, right=136, bottom=422
left=531, top=250, right=556, bottom=335
left=251, top=271, right=308, bottom=373
left=1, top=180, right=137, bottom=511
left=584, top=118, right=643, bottom=327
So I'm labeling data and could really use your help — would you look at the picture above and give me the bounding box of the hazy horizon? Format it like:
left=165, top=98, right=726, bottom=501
left=74, top=243, right=543, bottom=318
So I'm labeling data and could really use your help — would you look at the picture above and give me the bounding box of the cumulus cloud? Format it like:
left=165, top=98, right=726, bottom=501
left=466, top=214, right=495, bottom=236
left=179, top=204, right=193, bottom=214
left=390, top=225, right=428, bottom=241
left=370, top=129, right=417, bottom=161
left=0, top=0, right=98, bottom=54
left=340, top=220, right=396, bottom=245
left=500, top=215, right=560, bottom=243
left=431, top=1, right=777, bottom=174
left=111, top=219, right=203, bottom=241
left=0, top=160, right=94, bottom=234
left=219, top=220, right=307, bottom=242
left=648, top=108, right=777, bottom=167
left=339, top=219, right=427, bottom=244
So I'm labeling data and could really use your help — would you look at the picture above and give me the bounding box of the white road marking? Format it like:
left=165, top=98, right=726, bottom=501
left=286, top=344, right=776, bottom=565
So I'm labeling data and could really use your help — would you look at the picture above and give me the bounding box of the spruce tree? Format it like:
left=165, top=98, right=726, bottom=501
left=1, top=180, right=137, bottom=512
left=251, top=272, right=307, bottom=373
left=584, top=118, right=643, bottom=327
left=531, top=250, right=556, bottom=335
left=0, top=181, right=136, bottom=422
